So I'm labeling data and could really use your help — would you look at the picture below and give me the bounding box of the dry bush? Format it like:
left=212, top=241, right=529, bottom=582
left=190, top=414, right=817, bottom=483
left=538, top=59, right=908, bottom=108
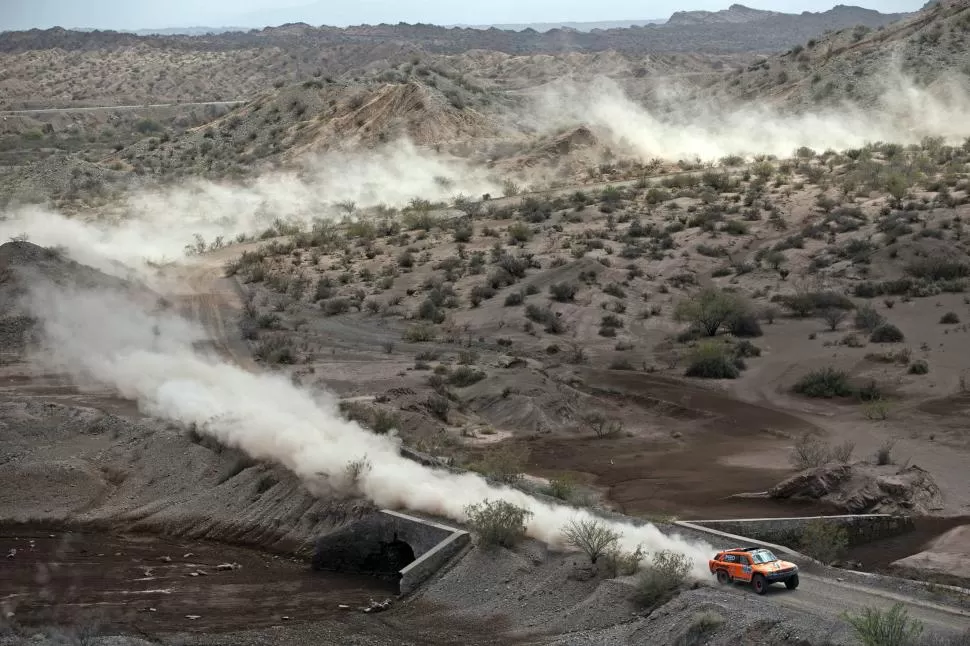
left=633, top=550, right=691, bottom=609
left=790, top=433, right=854, bottom=469
left=561, top=519, right=620, bottom=564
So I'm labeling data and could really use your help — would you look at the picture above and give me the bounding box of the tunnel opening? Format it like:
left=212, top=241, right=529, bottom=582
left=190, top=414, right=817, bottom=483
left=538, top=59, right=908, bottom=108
left=311, top=510, right=469, bottom=594
left=312, top=532, right=416, bottom=584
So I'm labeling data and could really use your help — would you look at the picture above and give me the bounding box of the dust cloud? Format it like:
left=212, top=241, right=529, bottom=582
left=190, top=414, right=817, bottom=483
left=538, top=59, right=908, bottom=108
left=0, top=139, right=499, bottom=275
left=532, top=69, right=970, bottom=161
left=24, top=281, right=716, bottom=577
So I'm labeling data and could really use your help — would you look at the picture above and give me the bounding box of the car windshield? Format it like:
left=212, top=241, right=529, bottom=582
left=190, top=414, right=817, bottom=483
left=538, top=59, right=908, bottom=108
left=750, top=549, right=778, bottom=564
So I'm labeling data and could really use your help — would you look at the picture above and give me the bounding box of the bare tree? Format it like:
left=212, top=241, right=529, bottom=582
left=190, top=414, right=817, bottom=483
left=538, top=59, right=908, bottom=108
left=561, top=519, right=620, bottom=564
left=821, top=307, right=847, bottom=331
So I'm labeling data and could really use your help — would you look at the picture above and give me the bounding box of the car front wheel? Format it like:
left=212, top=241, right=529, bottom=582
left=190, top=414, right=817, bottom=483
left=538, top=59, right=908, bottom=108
left=752, top=574, right=768, bottom=595
left=785, top=573, right=799, bottom=590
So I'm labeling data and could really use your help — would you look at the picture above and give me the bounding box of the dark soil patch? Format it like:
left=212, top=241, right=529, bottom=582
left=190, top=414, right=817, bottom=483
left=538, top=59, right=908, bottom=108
left=0, top=526, right=398, bottom=635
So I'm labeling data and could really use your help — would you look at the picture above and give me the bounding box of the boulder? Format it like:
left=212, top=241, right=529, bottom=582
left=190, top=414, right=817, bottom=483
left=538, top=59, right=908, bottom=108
left=769, top=463, right=943, bottom=514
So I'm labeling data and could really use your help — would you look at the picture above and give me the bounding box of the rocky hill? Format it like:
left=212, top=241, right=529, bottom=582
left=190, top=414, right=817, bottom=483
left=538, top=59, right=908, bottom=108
left=704, top=0, right=970, bottom=109
left=668, top=4, right=784, bottom=26
left=0, top=6, right=913, bottom=110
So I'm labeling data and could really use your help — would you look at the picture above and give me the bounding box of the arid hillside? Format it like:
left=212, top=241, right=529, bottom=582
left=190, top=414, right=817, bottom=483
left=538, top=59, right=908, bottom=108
left=0, top=5, right=911, bottom=110
left=706, top=0, right=970, bottom=109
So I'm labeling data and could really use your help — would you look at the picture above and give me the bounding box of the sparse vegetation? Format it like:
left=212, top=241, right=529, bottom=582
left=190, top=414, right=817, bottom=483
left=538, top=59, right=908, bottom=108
left=674, top=288, right=748, bottom=337
left=790, top=433, right=855, bottom=469
left=793, top=368, right=853, bottom=398
left=842, top=603, right=924, bottom=646
left=633, top=550, right=691, bottom=609
left=463, top=499, right=533, bottom=548
left=561, top=518, right=620, bottom=564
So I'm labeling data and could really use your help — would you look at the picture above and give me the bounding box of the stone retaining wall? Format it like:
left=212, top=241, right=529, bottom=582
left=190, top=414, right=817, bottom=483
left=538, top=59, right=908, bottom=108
left=690, top=514, right=914, bottom=548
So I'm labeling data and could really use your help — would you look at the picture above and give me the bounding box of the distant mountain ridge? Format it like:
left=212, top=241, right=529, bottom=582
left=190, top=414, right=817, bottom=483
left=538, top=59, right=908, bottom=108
left=668, top=4, right=784, bottom=26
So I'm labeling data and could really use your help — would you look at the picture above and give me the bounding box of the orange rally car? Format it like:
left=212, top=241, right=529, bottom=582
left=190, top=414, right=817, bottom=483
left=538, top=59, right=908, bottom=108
left=708, top=547, right=799, bottom=595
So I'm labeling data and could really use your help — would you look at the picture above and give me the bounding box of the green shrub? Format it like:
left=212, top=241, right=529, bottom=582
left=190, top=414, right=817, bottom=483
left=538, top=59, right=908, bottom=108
left=801, top=519, right=849, bottom=564
left=425, top=394, right=450, bottom=420
left=908, top=360, right=929, bottom=375
left=855, top=305, right=885, bottom=331
left=726, top=311, right=763, bottom=337
left=842, top=603, right=923, bottom=646
left=685, top=342, right=740, bottom=379
left=793, top=368, right=853, bottom=398
left=549, top=282, right=578, bottom=302
left=403, top=323, right=437, bottom=342
left=504, top=291, right=524, bottom=306
left=448, top=366, right=485, bottom=387
left=464, top=499, right=533, bottom=548
left=633, top=550, right=691, bottom=609
left=940, top=312, right=960, bottom=324
left=674, top=287, right=748, bottom=336
left=870, top=323, right=904, bottom=343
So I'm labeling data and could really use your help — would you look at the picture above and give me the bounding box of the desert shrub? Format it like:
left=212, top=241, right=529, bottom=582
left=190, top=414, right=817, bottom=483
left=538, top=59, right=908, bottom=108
left=905, top=258, right=970, bottom=281
left=875, top=440, right=896, bottom=465
left=603, top=283, right=626, bottom=298
left=842, top=603, right=923, bottom=646
left=425, top=394, right=450, bottom=420
left=800, top=519, right=849, bottom=564
left=940, top=311, right=960, bottom=324
left=471, top=444, right=528, bottom=484
left=583, top=411, right=623, bottom=438
left=545, top=475, right=575, bottom=501
left=870, top=323, right=904, bottom=343
left=674, top=287, right=748, bottom=336
left=855, top=305, right=885, bottom=331
left=561, top=519, right=620, bottom=564
left=685, top=342, right=741, bottom=379
left=603, top=544, right=645, bottom=577
left=634, top=550, right=691, bottom=609
left=403, top=323, right=436, bottom=342
left=793, top=368, right=853, bottom=398
left=525, top=304, right=564, bottom=334
left=504, top=291, right=524, bottom=306
left=549, top=282, right=578, bottom=302
left=726, top=311, right=763, bottom=337
left=448, top=366, right=485, bottom=387
left=790, top=433, right=854, bottom=469
left=734, top=340, right=762, bottom=358
left=908, top=360, right=929, bottom=375
left=323, top=297, right=352, bottom=316
left=822, top=307, right=848, bottom=331
left=779, top=291, right=854, bottom=318
left=464, top=500, right=533, bottom=548
left=864, top=400, right=891, bottom=421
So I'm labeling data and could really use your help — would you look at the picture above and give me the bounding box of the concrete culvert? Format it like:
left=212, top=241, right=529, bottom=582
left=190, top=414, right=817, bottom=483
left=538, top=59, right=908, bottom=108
left=312, top=510, right=469, bottom=594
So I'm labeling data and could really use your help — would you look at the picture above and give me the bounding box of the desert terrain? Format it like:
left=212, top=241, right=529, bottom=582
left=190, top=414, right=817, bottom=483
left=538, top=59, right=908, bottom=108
left=3, top=1, right=970, bottom=645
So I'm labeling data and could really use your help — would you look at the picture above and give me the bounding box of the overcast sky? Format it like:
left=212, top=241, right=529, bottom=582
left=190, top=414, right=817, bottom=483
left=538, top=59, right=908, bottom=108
left=2, top=0, right=928, bottom=32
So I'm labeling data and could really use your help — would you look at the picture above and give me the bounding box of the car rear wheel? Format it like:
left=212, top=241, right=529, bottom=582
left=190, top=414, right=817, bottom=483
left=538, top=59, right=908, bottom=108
left=716, top=569, right=730, bottom=584
left=752, top=574, right=768, bottom=595
left=785, top=573, right=799, bottom=590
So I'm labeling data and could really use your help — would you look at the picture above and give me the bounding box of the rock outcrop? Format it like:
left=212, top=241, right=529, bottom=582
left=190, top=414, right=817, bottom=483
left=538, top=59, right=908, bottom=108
left=769, top=462, right=944, bottom=515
